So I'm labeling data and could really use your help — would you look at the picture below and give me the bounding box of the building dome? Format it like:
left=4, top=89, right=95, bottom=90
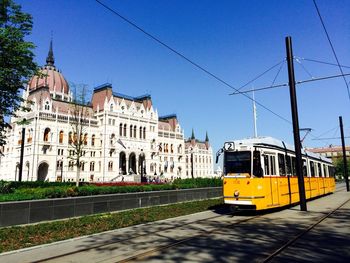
left=28, top=41, right=70, bottom=96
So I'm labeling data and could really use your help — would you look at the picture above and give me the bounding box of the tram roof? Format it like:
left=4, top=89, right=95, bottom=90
left=231, top=137, right=332, bottom=163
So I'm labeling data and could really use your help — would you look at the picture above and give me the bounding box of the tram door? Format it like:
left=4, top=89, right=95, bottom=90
left=264, top=154, right=279, bottom=206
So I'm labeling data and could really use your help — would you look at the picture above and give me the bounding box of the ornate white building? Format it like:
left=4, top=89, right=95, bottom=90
left=0, top=42, right=214, bottom=182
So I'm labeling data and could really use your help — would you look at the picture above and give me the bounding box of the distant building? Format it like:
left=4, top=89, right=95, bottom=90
left=0, top=42, right=213, bottom=182
left=184, top=129, right=214, bottom=178
left=307, top=145, right=350, bottom=160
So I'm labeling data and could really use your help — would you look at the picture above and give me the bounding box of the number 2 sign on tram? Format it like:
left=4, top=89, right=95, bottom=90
left=224, top=142, right=235, bottom=151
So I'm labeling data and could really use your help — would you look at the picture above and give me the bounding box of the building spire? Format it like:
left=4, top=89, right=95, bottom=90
left=46, top=39, right=55, bottom=67
left=205, top=131, right=209, bottom=142
left=191, top=128, right=195, bottom=140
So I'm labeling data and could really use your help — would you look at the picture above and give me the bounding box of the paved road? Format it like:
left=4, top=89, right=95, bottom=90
left=1, top=184, right=349, bottom=263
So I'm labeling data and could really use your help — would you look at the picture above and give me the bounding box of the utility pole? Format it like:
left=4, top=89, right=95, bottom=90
left=286, top=36, right=307, bottom=211
left=339, top=116, right=349, bottom=191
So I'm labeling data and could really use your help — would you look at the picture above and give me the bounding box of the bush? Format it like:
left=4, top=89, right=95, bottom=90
left=0, top=180, right=15, bottom=194
left=0, top=177, right=222, bottom=202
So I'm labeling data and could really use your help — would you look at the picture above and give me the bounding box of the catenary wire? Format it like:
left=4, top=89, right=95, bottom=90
left=271, top=60, right=285, bottom=87
left=236, top=59, right=285, bottom=91
left=313, top=0, right=350, bottom=101
left=295, top=58, right=314, bottom=79
left=230, top=72, right=350, bottom=95
left=94, top=0, right=292, bottom=124
left=295, top=57, right=350, bottom=69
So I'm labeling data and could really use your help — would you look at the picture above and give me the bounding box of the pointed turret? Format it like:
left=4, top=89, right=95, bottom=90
left=191, top=128, right=195, bottom=140
left=46, top=40, right=55, bottom=67
left=205, top=131, right=210, bottom=149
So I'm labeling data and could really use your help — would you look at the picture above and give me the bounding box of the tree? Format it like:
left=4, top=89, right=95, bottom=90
left=334, top=158, right=350, bottom=179
left=68, top=84, right=90, bottom=187
left=0, top=0, right=38, bottom=146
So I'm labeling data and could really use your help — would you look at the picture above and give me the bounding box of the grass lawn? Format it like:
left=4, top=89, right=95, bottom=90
left=0, top=198, right=223, bottom=253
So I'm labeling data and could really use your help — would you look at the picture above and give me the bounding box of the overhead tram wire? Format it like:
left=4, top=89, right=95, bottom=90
left=295, top=58, right=314, bottom=79
left=230, top=59, right=286, bottom=95
left=230, top=72, right=350, bottom=95
left=94, top=0, right=292, bottom=125
left=296, top=57, right=350, bottom=69
left=235, top=59, right=285, bottom=92
left=313, top=0, right=350, bottom=102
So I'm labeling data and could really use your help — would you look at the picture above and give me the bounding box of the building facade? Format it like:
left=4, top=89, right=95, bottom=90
left=184, top=130, right=213, bottom=178
left=0, top=43, right=214, bottom=182
left=307, top=145, right=350, bottom=161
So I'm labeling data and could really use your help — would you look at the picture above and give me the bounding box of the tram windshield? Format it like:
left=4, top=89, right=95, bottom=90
left=224, top=151, right=251, bottom=175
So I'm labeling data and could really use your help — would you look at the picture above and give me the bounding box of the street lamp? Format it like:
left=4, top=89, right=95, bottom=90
left=61, top=157, right=64, bottom=182
left=140, top=151, right=145, bottom=182
left=189, top=146, right=194, bottom=179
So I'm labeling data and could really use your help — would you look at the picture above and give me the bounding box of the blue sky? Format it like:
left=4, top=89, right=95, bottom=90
left=17, top=0, right=350, bottom=161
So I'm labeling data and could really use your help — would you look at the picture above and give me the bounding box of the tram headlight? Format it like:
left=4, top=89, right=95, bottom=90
left=234, top=190, right=239, bottom=198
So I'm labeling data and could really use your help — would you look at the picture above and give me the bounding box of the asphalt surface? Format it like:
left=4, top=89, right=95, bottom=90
left=1, top=183, right=349, bottom=263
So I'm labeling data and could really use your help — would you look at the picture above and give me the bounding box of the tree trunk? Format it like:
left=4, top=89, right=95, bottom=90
left=76, top=163, right=80, bottom=187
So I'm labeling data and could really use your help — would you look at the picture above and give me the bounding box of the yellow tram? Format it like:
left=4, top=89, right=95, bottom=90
left=217, top=137, right=336, bottom=211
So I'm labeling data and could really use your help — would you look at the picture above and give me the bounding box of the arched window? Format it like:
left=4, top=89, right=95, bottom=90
left=130, top=125, right=133, bottom=138
left=68, top=132, right=73, bottom=144
left=134, top=126, right=137, bottom=138
left=91, top=134, right=95, bottom=146
left=123, top=124, right=127, bottom=137
left=90, top=162, right=95, bottom=172
left=119, top=123, right=123, bottom=136
left=59, top=130, right=64, bottom=144
left=43, top=128, right=50, bottom=142
left=159, top=143, right=163, bottom=152
left=143, top=127, right=146, bottom=139
left=108, top=161, right=113, bottom=171
left=110, top=133, right=115, bottom=145
left=171, top=144, right=174, bottom=153
left=110, top=104, right=113, bottom=112
left=44, top=101, right=50, bottom=111
left=139, top=127, right=142, bottom=139
left=84, top=133, right=88, bottom=145
left=73, top=132, right=77, bottom=144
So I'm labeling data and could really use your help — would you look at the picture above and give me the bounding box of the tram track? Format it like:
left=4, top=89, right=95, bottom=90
left=260, top=197, right=350, bottom=263
left=117, top=187, right=348, bottom=263
left=32, top=208, right=233, bottom=263
left=118, top=214, right=261, bottom=263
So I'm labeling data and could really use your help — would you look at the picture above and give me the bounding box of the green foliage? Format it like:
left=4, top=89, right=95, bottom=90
left=0, top=0, right=38, bottom=145
left=334, top=158, right=350, bottom=178
left=173, top=177, right=222, bottom=188
left=0, top=178, right=222, bottom=202
left=0, top=198, right=223, bottom=253
left=0, top=180, right=15, bottom=194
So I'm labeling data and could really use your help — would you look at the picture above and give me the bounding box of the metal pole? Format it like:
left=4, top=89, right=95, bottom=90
left=191, top=151, right=194, bottom=179
left=339, top=116, right=349, bottom=191
left=286, top=36, right=307, bottom=211
left=18, top=127, right=25, bottom=182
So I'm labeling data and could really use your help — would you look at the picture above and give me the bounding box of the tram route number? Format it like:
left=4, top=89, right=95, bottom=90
left=224, top=142, right=235, bottom=151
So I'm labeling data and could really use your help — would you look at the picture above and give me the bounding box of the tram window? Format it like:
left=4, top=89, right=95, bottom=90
left=224, top=151, right=251, bottom=175
left=278, top=153, right=286, bottom=176
left=286, top=155, right=292, bottom=175
left=264, top=155, right=270, bottom=175
left=253, top=151, right=263, bottom=177
left=270, top=156, right=276, bottom=176
left=323, top=164, right=328, bottom=177
left=317, top=163, right=322, bottom=177
left=310, top=161, right=315, bottom=177
left=302, top=159, right=308, bottom=177
left=328, top=166, right=335, bottom=177
left=292, top=157, right=296, bottom=176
